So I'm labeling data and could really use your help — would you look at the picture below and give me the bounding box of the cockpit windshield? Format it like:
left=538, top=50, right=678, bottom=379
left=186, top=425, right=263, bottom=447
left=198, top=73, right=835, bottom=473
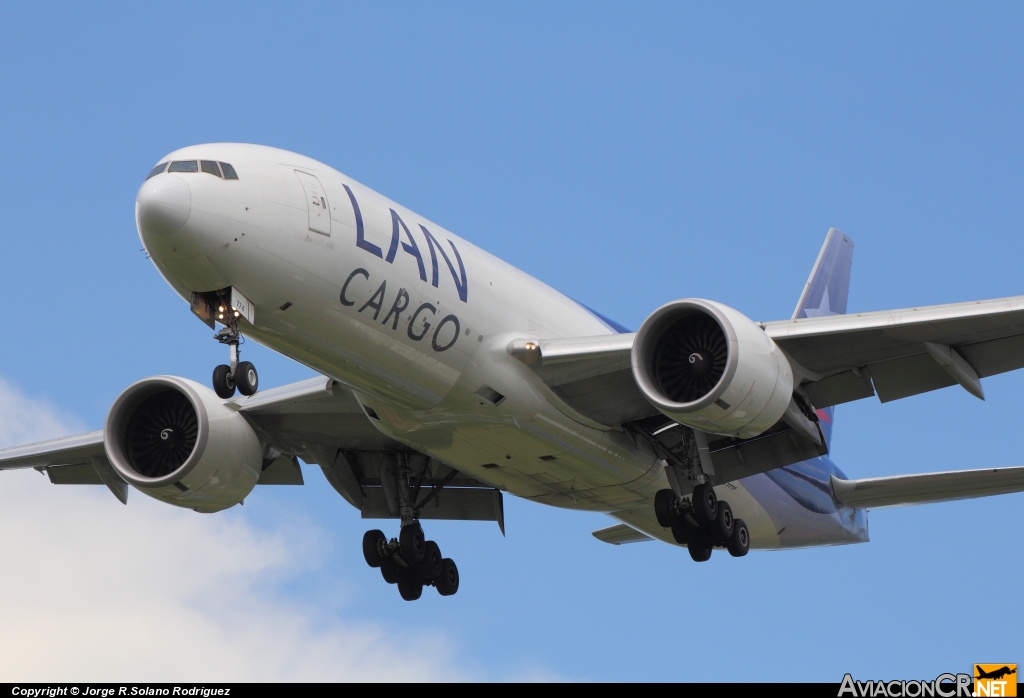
left=168, top=160, right=199, bottom=173
left=148, top=160, right=239, bottom=180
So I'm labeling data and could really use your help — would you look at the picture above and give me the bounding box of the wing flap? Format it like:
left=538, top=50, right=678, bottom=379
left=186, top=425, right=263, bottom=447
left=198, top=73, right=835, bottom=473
left=766, top=295, right=1024, bottom=376
left=830, top=467, right=1024, bottom=509
left=45, top=462, right=105, bottom=485
left=592, top=523, right=653, bottom=545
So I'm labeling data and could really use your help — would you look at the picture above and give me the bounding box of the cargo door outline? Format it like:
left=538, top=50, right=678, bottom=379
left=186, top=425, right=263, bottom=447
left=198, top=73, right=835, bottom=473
left=295, top=170, right=331, bottom=236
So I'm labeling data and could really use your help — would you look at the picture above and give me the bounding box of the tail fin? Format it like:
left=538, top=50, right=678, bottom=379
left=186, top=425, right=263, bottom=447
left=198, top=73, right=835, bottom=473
left=793, top=228, right=854, bottom=447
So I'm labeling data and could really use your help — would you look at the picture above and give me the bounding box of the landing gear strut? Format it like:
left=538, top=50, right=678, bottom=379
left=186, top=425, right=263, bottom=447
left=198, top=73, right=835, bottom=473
left=649, top=427, right=749, bottom=562
left=360, top=452, right=461, bottom=600
left=211, top=312, right=258, bottom=399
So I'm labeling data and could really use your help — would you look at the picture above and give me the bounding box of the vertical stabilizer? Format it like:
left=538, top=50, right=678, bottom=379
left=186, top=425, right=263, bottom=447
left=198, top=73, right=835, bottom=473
left=793, top=228, right=854, bottom=320
left=793, top=228, right=854, bottom=447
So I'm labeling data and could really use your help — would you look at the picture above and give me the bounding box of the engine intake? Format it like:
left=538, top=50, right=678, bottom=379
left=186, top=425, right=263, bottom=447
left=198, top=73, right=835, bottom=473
left=631, top=299, right=794, bottom=438
left=104, top=376, right=263, bottom=512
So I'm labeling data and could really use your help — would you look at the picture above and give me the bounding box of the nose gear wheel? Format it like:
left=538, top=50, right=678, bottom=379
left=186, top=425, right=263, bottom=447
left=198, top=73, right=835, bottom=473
left=209, top=310, right=259, bottom=399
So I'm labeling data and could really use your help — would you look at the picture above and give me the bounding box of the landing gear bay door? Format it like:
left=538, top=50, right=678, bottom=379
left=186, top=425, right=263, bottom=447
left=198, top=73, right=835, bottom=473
left=191, top=287, right=255, bottom=328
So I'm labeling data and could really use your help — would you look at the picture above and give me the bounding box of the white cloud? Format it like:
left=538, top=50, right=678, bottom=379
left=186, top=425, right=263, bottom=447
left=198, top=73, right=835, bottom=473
left=0, top=377, right=479, bottom=682
left=0, top=376, right=87, bottom=447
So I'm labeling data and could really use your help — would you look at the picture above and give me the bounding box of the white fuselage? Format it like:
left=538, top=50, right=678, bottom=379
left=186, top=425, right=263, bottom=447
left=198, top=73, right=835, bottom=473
left=136, top=143, right=867, bottom=550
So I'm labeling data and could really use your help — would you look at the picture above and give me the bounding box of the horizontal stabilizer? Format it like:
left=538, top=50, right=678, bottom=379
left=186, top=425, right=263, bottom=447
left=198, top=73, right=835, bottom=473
left=831, top=466, right=1024, bottom=509
left=592, top=523, right=653, bottom=545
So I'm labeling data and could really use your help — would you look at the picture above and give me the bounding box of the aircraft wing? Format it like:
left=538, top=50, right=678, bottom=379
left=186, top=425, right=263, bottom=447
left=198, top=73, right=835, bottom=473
left=762, top=295, right=1024, bottom=407
left=0, top=376, right=504, bottom=528
left=528, top=294, right=1024, bottom=426
left=830, top=466, right=1024, bottom=508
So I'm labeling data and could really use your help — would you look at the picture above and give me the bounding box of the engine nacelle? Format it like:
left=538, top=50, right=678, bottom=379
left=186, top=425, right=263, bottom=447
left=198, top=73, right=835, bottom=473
left=104, top=376, right=263, bottom=512
left=631, top=299, right=794, bottom=438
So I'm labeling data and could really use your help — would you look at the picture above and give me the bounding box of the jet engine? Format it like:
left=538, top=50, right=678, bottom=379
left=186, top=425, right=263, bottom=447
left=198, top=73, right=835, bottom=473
left=631, top=299, right=794, bottom=439
left=104, top=376, right=263, bottom=512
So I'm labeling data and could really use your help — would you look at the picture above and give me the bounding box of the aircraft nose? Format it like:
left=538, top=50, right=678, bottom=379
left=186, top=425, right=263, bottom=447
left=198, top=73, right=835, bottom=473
left=136, top=175, right=191, bottom=236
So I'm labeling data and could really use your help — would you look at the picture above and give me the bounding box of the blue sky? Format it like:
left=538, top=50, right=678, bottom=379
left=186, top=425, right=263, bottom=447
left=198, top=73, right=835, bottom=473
left=1, top=2, right=1022, bottom=682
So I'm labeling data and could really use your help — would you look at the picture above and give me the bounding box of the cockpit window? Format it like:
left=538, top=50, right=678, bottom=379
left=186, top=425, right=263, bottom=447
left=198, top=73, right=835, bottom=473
left=201, top=160, right=222, bottom=177
left=168, top=160, right=199, bottom=173
left=220, top=162, right=239, bottom=180
left=146, top=163, right=168, bottom=180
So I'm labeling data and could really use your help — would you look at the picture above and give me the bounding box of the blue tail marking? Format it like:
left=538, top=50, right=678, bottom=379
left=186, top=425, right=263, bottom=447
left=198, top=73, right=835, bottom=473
left=792, top=228, right=854, bottom=449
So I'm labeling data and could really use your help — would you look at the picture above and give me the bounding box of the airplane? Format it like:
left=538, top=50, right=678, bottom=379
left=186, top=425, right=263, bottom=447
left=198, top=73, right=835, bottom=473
left=3, top=143, right=1024, bottom=602
left=976, top=667, right=1016, bottom=681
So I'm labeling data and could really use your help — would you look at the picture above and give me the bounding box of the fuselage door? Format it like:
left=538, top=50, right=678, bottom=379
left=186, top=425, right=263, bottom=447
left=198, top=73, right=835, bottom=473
left=295, top=170, right=331, bottom=236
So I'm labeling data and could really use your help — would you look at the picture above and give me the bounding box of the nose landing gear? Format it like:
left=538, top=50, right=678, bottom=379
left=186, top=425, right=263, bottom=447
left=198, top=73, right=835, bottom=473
left=211, top=315, right=258, bottom=399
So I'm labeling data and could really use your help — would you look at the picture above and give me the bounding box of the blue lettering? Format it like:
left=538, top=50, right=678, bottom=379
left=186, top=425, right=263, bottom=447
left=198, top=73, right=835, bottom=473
left=340, top=268, right=369, bottom=306
left=343, top=183, right=381, bottom=258
left=382, top=287, right=410, bottom=330
left=391, top=209, right=426, bottom=280
left=431, top=314, right=460, bottom=352
left=358, top=280, right=387, bottom=320
left=420, top=225, right=468, bottom=303
left=408, top=302, right=436, bottom=341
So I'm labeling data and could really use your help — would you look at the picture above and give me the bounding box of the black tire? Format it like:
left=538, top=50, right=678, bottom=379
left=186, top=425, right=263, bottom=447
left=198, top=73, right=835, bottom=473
left=398, top=576, right=423, bottom=601
left=691, top=483, right=718, bottom=527
left=212, top=364, right=236, bottom=399
left=436, top=558, right=459, bottom=596
left=416, top=540, right=443, bottom=581
left=380, top=558, right=401, bottom=584
left=727, top=519, right=750, bottom=558
left=235, top=361, right=258, bottom=396
left=687, top=530, right=713, bottom=562
left=362, top=529, right=387, bottom=568
left=399, top=523, right=425, bottom=564
left=712, top=500, right=734, bottom=544
left=670, top=517, right=689, bottom=545
left=654, top=489, right=677, bottom=528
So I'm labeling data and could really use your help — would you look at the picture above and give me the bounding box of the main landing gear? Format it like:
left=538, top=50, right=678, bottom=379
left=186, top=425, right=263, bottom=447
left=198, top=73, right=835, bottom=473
left=359, top=452, right=461, bottom=600
left=211, top=312, right=258, bottom=399
left=362, top=524, right=460, bottom=600
left=654, top=484, right=750, bottom=562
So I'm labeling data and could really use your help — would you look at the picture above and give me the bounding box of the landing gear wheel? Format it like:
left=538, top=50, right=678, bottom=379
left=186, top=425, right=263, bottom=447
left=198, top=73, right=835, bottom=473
left=691, top=483, right=718, bottom=527
left=654, top=489, right=677, bottom=528
left=687, top=530, right=713, bottom=563
left=397, top=576, right=423, bottom=601
left=399, top=523, right=426, bottom=564
left=415, top=540, right=443, bottom=582
left=670, top=517, right=690, bottom=545
left=727, top=519, right=750, bottom=558
left=235, top=361, right=258, bottom=396
left=362, top=529, right=387, bottom=568
left=436, top=558, right=459, bottom=596
left=380, top=558, right=401, bottom=584
left=212, top=364, right=236, bottom=399
left=712, top=501, right=734, bottom=544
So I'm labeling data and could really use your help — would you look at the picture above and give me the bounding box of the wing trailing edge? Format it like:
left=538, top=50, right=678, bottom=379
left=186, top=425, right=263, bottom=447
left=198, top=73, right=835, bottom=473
left=830, top=466, right=1024, bottom=509
left=592, top=523, right=653, bottom=545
